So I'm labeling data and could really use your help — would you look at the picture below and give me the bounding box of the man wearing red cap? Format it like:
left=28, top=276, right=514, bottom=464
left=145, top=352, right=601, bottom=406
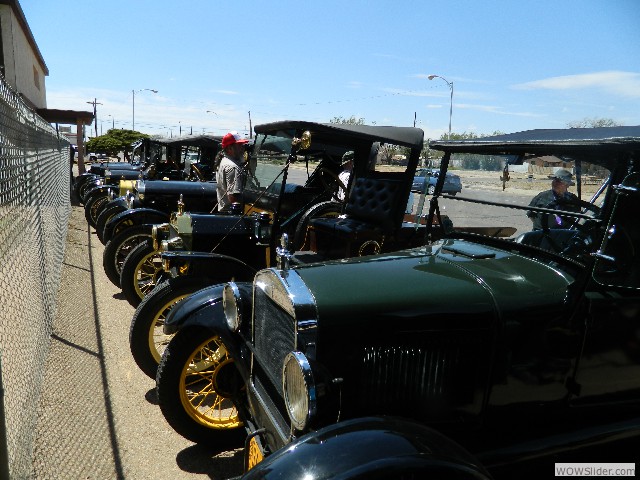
left=216, top=131, right=249, bottom=211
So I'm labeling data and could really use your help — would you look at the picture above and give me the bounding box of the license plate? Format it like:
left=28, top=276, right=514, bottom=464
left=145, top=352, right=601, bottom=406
left=246, top=436, right=264, bottom=470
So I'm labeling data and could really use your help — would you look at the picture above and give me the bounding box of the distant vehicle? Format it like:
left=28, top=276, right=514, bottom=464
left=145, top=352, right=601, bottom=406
left=412, top=167, right=462, bottom=195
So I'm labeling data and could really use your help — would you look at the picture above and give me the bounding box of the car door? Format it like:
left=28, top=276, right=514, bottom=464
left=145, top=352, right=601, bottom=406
left=572, top=171, right=640, bottom=406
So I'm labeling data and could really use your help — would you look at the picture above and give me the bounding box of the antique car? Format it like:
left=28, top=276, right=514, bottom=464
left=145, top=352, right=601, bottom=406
left=125, top=121, right=426, bottom=378
left=81, top=134, right=220, bottom=228
left=99, top=178, right=220, bottom=286
left=159, top=125, right=640, bottom=477
left=412, top=167, right=463, bottom=195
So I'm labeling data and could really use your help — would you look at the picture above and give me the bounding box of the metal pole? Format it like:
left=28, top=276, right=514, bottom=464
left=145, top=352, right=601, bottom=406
left=0, top=352, right=11, bottom=480
left=427, top=74, right=454, bottom=139
left=132, top=90, right=135, bottom=130
left=448, top=82, right=453, bottom=140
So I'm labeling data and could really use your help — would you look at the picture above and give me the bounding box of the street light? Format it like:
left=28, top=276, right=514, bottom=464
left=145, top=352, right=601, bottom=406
left=132, top=88, right=158, bottom=131
left=427, top=74, right=453, bottom=139
left=107, top=114, right=114, bottom=130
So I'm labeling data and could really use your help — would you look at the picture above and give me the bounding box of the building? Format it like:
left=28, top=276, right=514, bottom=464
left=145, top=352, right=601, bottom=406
left=0, top=0, right=93, bottom=171
left=0, top=0, right=47, bottom=109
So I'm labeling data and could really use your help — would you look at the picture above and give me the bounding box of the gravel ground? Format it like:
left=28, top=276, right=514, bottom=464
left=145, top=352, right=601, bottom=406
left=33, top=199, right=244, bottom=480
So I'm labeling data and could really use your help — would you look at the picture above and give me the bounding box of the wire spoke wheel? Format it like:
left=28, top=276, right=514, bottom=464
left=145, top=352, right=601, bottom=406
left=130, top=276, right=211, bottom=379
left=121, top=241, right=162, bottom=307
left=180, top=339, right=241, bottom=429
left=135, top=251, right=162, bottom=298
left=157, top=326, right=245, bottom=444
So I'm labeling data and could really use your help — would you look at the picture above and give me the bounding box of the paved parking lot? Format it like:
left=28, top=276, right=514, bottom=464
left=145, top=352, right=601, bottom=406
left=33, top=202, right=244, bottom=479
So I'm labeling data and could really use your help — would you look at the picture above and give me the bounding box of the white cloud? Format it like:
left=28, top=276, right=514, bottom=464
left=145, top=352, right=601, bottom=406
left=513, top=71, right=640, bottom=98
left=214, top=89, right=240, bottom=95
left=455, top=103, right=544, bottom=118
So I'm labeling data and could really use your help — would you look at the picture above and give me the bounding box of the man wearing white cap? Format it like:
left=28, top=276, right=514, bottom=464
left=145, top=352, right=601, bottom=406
left=527, top=168, right=582, bottom=230
left=216, top=131, right=249, bottom=211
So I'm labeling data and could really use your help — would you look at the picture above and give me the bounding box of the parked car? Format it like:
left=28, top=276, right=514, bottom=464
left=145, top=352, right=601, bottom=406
left=125, top=120, right=428, bottom=378
left=161, top=125, right=640, bottom=477
left=78, top=134, right=221, bottom=224
left=412, top=167, right=462, bottom=195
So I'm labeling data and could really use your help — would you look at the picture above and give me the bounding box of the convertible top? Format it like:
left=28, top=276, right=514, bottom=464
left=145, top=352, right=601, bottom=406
left=153, top=134, right=223, bottom=147
left=254, top=120, right=424, bottom=149
left=430, top=126, right=640, bottom=156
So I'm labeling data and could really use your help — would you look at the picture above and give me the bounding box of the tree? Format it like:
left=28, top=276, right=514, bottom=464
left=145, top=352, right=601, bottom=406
left=329, top=115, right=367, bottom=125
left=86, top=129, right=150, bottom=159
left=567, top=117, right=620, bottom=128
left=427, top=131, right=507, bottom=170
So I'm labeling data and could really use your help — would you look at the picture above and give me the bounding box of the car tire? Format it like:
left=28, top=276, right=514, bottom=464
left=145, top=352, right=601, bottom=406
left=120, top=241, right=162, bottom=307
left=130, top=276, right=210, bottom=379
left=84, top=193, right=110, bottom=228
left=156, top=325, right=245, bottom=445
left=103, top=224, right=154, bottom=287
left=73, top=175, right=98, bottom=202
left=78, top=180, right=101, bottom=204
left=95, top=202, right=126, bottom=244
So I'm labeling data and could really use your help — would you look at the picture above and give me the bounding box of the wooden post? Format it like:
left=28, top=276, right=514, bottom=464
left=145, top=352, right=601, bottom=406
left=76, top=120, right=86, bottom=175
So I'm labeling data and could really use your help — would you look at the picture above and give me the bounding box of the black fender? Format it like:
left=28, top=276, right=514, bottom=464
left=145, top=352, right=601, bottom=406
left=161, top=250, right=258, bottom=280
left=103, top=208, right=170, bottom=244
left=74, top=172, right=99, bottom=190
left=163, top=279, right=253, bottom=335
left=163, top=282, right=253, bottom=377
left=242, top=416, right=491, bottom=480
left=84, top=184, right=118, bottom=203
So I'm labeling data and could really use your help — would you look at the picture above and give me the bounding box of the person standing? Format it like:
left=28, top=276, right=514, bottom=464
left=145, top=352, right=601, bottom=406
left=527, top=168, right=582, bottom=230
left=216, top=131, right=249, bottom=211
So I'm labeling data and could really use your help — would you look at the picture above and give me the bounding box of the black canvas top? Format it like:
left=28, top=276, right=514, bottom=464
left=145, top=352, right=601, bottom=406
left=254, top=120, right=424, bottom=149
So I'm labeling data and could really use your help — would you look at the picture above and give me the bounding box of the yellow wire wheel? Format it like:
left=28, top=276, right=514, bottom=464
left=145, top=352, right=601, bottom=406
left=178, top=335, right=243, bottom=430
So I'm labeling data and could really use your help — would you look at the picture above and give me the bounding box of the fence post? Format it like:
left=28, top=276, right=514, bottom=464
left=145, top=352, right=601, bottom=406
left=0, top=351, right=11, bottom=480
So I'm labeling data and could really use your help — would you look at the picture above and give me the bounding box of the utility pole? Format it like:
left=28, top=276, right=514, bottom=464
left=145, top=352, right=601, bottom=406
left=248, top=111, right=252, bottom=139
left=86, top=98, right=103, bottom=137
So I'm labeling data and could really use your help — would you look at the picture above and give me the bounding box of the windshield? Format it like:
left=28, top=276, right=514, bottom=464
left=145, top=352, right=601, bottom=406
left=247, top=131, right=295, bottom=193
left=412, top=153, right=610, bottom=263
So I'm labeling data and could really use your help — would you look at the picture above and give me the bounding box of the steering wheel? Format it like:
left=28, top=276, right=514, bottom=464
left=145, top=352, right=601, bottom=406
left=317, top=167, right=347, bottom=202
left=190, top=163, right=205, bottom=181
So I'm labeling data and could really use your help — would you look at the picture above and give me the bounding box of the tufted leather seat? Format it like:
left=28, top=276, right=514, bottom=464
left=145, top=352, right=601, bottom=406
left=344, top=177, right=403, bottom=231
left=308, top=176, right=410, bottom=258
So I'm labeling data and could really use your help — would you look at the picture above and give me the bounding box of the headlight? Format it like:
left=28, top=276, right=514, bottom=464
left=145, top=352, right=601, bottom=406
left=160, top=237, right=184, bottom=252
left=223, top=282, right=242, bottom=332
left=152, top=223, right=170, bottom=251
left=282, top=351, right=316, bottom=431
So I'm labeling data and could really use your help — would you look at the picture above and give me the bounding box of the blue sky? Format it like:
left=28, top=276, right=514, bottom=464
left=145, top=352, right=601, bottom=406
left=22, top=0, right=640, bottom=140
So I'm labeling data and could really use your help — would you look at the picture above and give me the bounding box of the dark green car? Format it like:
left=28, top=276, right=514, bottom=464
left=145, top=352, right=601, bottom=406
left=162, top=126, right=640, bottom=478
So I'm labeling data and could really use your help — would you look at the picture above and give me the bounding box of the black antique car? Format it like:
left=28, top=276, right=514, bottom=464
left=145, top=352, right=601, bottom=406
left=126, top=121, right=426, bottom=378
left=159, top=125, right=640, bottom=477
left=81, top=134, right=221, bottom=229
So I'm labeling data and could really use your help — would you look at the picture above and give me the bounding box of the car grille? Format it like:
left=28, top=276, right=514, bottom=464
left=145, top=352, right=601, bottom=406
left=356, top=336, right=482, bottom=417
left=253, top=286, right=295, bottom=397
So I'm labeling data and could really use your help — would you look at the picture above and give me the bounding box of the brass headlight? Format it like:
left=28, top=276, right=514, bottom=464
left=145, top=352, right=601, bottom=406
left=282, top=351, right=316, bottom=431
left=223, top=282, right=242, bottom=332
left=162, top=256, right=171, bottom=272
left=152, top=223, right=170, bottom=251
left=160, top=237, right=184, bottom=252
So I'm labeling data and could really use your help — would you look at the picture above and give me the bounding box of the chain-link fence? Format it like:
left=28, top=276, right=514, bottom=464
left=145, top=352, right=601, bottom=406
left=0, top=75, right=71, bottom=479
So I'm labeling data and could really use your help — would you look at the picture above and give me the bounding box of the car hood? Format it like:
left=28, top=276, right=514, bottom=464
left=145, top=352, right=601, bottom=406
left=293, top=239, right=576, bottom=327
